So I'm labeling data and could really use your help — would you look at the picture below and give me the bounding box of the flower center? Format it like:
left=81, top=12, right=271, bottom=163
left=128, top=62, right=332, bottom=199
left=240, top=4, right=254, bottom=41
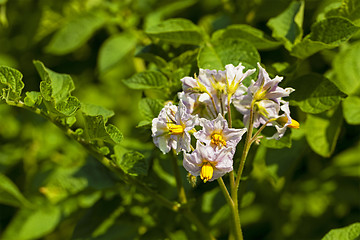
left=211, top=133, right=227, bottom=147
left=200, top=162, right=214, bottom=183
left=168, top=124, right=184, bottom=135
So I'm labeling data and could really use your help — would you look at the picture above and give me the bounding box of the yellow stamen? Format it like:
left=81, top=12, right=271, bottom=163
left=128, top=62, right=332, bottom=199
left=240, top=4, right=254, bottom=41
left=277, top=116, right=300, bottom=129
left=168, top=124, right=184, bottom=135
left=200, top=162, right=214, bottom=183
left=211, top=133, right=227, bottom=147
left=254, top=88, right=267, bottom=101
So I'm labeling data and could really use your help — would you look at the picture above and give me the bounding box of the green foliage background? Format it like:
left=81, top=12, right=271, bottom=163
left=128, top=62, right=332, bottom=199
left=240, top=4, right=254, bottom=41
left=0, top=0, right=359, bottom=239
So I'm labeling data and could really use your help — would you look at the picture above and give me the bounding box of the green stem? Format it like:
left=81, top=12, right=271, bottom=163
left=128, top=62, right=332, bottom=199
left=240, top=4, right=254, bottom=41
left=171, top=150, right=187, bottom=204
left=218, top=177, right=243, bottom=240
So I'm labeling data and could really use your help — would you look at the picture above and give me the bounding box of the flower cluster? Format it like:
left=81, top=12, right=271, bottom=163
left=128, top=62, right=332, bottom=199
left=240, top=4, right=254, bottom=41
left=152, top=62, right=299, bottom=183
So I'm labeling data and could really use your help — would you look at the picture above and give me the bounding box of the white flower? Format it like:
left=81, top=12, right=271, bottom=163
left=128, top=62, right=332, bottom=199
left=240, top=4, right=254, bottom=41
left=183, top=142, right=234, bottom=183
left=271, top=101, right=300, bottom=139
left=225, top=63, right=256, bottom=98
left=233, top=62, right=294, bottom=128
left=151, top=101, right=198, bottom=154
left=194, top=114, right=246, bottom=152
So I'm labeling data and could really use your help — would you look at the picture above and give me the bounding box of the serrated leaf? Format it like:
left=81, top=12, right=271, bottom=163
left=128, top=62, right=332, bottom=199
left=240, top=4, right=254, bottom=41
left=342, top=96, right=360, bottom=125
left=123, top=71, right=168, bottom=90
left=197, top=39, right=260, bottom=70
left=34, top=60, right=80, bottom=117
left=267, top=0, right=304, bottom=50
left=1, top=206, right=61, bottom=240
left=305, top=106, right=343, bottom=157
left=45, top=12, right=106, bottom=55
left=322, top=222, right=360, bottom=240
left=83, top=114, right=123, bottom=144
left=24, top=91, right=42, bottom=107
left=289, top=73, right=345, bottom=114
left=139, top=98, right=164, bottom=123
left=145, top=18, right=204, bottom=45
left=291, top=17, right=359, bottom=59
left=212, top=24, right=281, bottom=50
left=98, top=32, right=137, bottom=74
left=81, top=102, right=114, bottom=119
left=0, top=65, right=24, bottom=102
left=0, top=173, right=32, bottom=208
left=332, top=41, right=360, bottom=95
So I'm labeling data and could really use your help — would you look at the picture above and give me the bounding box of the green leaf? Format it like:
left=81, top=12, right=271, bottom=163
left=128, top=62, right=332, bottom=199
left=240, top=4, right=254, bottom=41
left=310, top=17, right=359, bottom=44
left=135, top=44, right=168, bottom=68
left=138, top=98, right=164, bottom=125
left=267, top=0, right=304, bottom=50
left=260, top=130, right=292, bottom=149
left=83, top=114, right=123, bottom=144
left=98, top=32, right=137, bottom=74
left=145, top=18, right=204, bottom=45
left=289, top=73, right=345, bottom=114
left=0, top=173, right=32, bottom=208
left=24, top=91, right=42, bottom=107
left=342, top=96, right=360, bottom=125
left=322, top=222, right=360, bottom=240
left=0, top=66, right=24, bottom=102
left=305, top=106, right=343, bottom=157
left=2, top=206, right=61, bottom=240
left=197, top=39, right=260, bottom=70
left=144, top=0, right=197, bottom=29
left=81, top=102, right=114, bottom=119
left=326, top=0, right=360, bottom=25
left=291, top=17, right=359, bottom=59
left=114, top=146, right=148, bottom=176
left=34, top=60, right=80, bottom=117
left=123, top=71, right=168, bottom=90
left=332, top=41, right=360, bottom=95
left=45, top=12, right=106, bottom=55
left=332, top=143, right=360, bottom=177
left=212, top=24, right=281, bottom=50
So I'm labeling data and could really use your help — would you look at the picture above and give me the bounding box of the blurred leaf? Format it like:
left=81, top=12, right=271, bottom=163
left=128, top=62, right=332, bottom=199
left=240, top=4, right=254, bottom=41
left=332, top=142, right=360, bottom=177
left=24, top=91, right=42, bottom=107
left=81, top=102, right=114, bottom=119
left=305, top=106, right=343, bottom=157
left=115, top=150, right=148, bottom=176
left=135, top=44, right=168, bottom=67
left=98, top=32, right=137, bottom=74
left=144, top=0, right=197, bottom=29
left=123, top=71, right=168, bottom=90
left=45, top=12, right=106, bottom=55
left=322, top=222, right=360, bottom=240
left=291, top=17, right=359, bottom=59
left=289, top=73, right=345, bottom=114
left=145, top=18, right=204, bottom=45
left=267, top=0, right=304, bottom=50
left=261, top=129, right=292, bottom=149
left=197, top=39, right=260, bottom=70
left=2, top=206, right=61, bottom=240
left=0, top=65, right=24, bottom=102
left=83, top=114, right=123, bottom=144
left=212, top=24, right=281, bottom=50
left=326, top=0, right=360, bottom=25
left=0, top=173, right=32, bottom=208
left=342, top=96, right=360, bottom=125
left=331, top=41, right=360, bottom=95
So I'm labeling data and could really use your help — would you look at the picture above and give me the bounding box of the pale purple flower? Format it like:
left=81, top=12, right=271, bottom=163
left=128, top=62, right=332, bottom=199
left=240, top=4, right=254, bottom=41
left=183, top=142, right=234, bottom=183
left=233, top=63, right=294, bottom=128
left=151, top=101, right=198, bottom=154
left=225, top=63, right=256, bottom=98
left=194, top=114, right=246, bottom=152
left=271, top=101, right=300, bottom=139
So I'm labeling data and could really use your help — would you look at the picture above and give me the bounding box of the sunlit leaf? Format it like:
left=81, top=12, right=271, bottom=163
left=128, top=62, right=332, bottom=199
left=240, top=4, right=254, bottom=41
left=24, top=91, right=42, bottom=107
left=138, top=98, right=164, bottom=127
left=342, top=96, right=360, bottom=125
left=123, top=71, right=168, bottom=90
left=0, top=66, right=24, bottom=102
left=322, top=222, right=360, bottom=240
left=267, top=0, right=304, bottom=50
